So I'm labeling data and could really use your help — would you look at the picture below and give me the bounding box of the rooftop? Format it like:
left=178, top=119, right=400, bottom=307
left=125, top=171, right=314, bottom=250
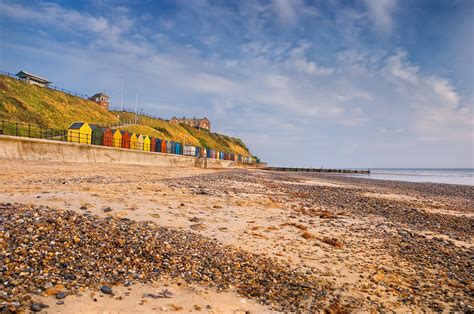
left=15, top=70, right=51, bottom=84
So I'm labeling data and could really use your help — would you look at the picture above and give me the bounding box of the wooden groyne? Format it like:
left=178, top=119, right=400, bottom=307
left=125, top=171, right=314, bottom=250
left=264, top=167, right=370, bottom=174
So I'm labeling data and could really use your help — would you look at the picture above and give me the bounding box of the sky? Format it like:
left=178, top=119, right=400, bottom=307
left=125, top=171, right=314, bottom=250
left=0, top=0, right=472, bottom=168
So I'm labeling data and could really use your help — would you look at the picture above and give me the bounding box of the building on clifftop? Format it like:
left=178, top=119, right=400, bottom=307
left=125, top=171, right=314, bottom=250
left=88, top=93, right=110, bottom=110
left=169, top=116, right=211, bottom=131
left=15, top=70, right=51, bottom=87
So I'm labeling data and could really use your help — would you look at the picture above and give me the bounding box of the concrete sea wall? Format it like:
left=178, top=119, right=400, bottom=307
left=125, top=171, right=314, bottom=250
left=0, top=135, right=234, bottom=168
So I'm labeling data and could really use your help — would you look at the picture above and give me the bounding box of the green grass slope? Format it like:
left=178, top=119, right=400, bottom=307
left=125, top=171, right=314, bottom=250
left=0, top=74, right=251, bottom=156
left=0, top=75, right=119, bottom=128
left=116, top=111, right=250, bottom=156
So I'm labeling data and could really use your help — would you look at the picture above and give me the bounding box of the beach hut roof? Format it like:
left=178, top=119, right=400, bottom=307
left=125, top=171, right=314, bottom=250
left=68, top=122, right=87, bottom=130
left=89, top=124, right=102, bottom=130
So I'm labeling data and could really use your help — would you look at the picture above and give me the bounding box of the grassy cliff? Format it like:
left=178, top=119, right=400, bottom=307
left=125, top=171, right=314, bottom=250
left=0, top=75, right=119, bottom=128
left=116, top=112, right=250, bottom=156
left=0, top=74, right=251, bottom=156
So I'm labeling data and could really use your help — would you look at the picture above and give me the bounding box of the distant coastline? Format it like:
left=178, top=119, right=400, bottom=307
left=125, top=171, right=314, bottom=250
left=350, top=168, right=474, bottom=186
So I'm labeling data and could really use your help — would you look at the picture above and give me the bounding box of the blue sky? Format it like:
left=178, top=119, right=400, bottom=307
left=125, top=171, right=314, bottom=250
left=0, top=0, right=472, bottom=167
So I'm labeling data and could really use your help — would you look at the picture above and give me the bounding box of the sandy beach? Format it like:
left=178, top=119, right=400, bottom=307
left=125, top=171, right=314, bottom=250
left=1, top=160, right=473, bottom=313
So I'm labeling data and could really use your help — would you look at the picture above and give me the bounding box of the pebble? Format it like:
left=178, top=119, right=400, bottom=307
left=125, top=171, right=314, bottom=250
left=2, top=203, right=321, bottom=312
left=56, top=292, right=67, bottom=299
left=30, top=303, right=43, bottom=312
left=100, top=286, right=113, bottom=294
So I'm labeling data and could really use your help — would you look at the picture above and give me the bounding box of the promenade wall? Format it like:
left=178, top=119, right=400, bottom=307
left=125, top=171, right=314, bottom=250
left=0, top=135, right=234, bottom=168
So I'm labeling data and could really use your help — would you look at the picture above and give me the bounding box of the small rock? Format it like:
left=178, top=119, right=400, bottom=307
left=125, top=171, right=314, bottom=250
left=102, top=207, right=112, bottom=213
left=56, top=292, right=66, bottom=299
left=100, top=286, right=113, bottom=294
left=30, top=304, right=42, bottom=312
left=190, top=223, right=206, bottom=230
left=189, top=217, right=200, bottom=222
left=56, top=301, right=64, bottom=305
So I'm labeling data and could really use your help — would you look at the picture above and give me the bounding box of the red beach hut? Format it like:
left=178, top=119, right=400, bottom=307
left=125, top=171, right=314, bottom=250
left=161, top=140, right=167, bottom=153
left=102, top=128, right=113, bottom=147
left=121, top=131, right=131, bottom=149
left=150, top=137, right=156, bottom=152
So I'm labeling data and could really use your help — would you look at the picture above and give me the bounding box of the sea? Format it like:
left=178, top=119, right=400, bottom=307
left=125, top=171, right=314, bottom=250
left=350, top=168, right=474, bottom=186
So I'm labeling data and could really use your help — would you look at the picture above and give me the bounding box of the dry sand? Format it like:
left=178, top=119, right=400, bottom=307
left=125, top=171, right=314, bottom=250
left=1, top=160, right=473, bottom=313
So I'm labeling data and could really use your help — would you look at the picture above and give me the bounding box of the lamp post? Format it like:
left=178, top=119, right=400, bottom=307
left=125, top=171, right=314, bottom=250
left=120, top=77, right=124, bottom=111
left=135, top=93, right=138, bottom=124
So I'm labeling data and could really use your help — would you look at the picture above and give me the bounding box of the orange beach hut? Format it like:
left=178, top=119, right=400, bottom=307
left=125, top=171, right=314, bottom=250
left=121, top=131, right=131, bottom=149
left=102, top=128, right=113, bottom=146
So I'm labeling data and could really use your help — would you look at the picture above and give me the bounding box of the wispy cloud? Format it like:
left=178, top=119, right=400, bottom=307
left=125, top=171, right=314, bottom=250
left=0, top=0, right=472, bottom=167
left=362, top=0, right=398, bottom=35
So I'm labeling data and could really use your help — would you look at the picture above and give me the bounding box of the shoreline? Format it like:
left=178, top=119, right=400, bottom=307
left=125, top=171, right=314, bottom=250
left=1, top=160, right=473, bottom=312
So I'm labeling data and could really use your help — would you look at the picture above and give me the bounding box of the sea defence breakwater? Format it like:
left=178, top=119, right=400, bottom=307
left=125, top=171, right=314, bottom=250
left=265, top=166, right=370, bottom=174
left=0, top=135, right=234, bottom=168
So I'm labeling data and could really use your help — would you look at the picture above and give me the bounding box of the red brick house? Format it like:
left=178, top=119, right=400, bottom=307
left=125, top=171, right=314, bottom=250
left=169, top=116, right=211, bottom=131
left=88, top=93, right=110, bottom=110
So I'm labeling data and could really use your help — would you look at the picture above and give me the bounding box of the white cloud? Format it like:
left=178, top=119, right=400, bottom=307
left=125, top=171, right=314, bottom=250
left=386, top=51, right=419, bottom=84
left=1, top=0, right=472, bottom=167
left=270, top=0, right=319, bottom=26
left=362, top=0, right=398, bottom=34
left=288, top=44, right=334, bottom=75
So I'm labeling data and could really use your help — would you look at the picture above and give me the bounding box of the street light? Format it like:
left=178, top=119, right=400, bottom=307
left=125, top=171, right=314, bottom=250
left=120, top=77, right=124, bottom=111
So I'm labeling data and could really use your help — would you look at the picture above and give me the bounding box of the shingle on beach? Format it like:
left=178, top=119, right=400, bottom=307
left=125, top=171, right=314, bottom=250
left=1, top=203, right=324, bottom=313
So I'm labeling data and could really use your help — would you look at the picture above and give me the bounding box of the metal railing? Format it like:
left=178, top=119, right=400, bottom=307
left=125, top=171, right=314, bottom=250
left=109, top=107, right=165, bottom=122
left=0, top=71, right=89, bottom=99
left=0, top=120, right=66, bottom=141
left=0, top=120, right=257, bottom=163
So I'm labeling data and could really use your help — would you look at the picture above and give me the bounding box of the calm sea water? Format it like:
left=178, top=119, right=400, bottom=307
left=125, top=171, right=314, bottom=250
left=350, top=168, right=474, bottom=186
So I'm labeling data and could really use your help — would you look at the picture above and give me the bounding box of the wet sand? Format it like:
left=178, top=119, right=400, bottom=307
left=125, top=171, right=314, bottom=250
left=1, top=160, right=473, bottom=313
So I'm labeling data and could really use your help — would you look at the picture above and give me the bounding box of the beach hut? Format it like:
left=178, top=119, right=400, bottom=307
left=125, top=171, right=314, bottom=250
left=170, top=141, right=176, bottom=154
left=121, top=131, right=131, bottom=149
left=161, top=140, right=167, bottom=153
left=89, top=124, right=103, bottom=146
left=175, top=142, right=182, bottom=155
left=155, top=139, right=162, bottom=152
left=112, top=129, right=122, bottom=148
left=166, top=141, right=172, bottom=153
left=150, top=137, right=156, bottom=152
left=137, top=135, right=145, bottom=150
left=129, top=133, right=138, bottom=150
left=183, top=145, right=194, bottom=156
left=102, top=128, right=113, bottom=146
left=143, top=135, right=151, bottom=151
left=67, top=122, right=92, bottom=144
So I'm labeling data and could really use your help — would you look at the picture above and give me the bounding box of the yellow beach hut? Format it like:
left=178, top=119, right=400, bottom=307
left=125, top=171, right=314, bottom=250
left=143, top=135, right=151, bottom=151
left=112, top=129, right=122, bottom=148
left=137, top=134, right=145, bottom=151
left=130, top=133, right=138, bottom=150
left=67, top=122, right=92, bottom=144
